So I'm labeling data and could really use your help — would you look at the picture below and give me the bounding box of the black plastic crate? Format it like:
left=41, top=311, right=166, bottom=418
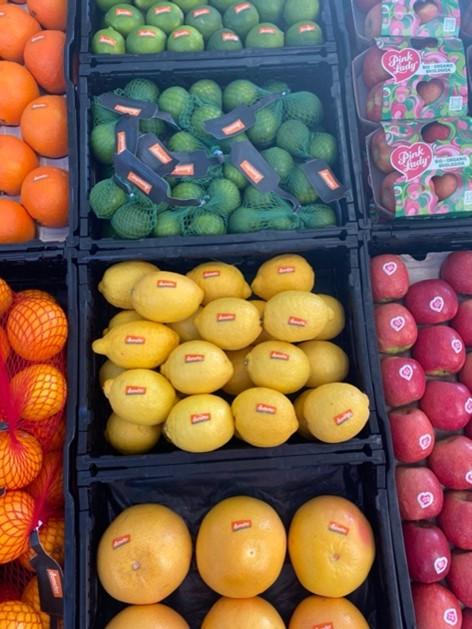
left=77, top=450, right=403, bottom=629
left=76, top=236, right=382, bottom=472
left=78, top=53, right=357, bottom=251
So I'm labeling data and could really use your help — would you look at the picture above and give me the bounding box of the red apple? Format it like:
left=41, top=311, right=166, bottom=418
left=354, top=0, right=379, bottom=12
left=381, top=356, right=426, bottom=408
left=412, top=325, right=465, bottom=375
left=447, top=551, right=472, bottom=607
left=432, top=173, right=458, bottom=201
left=428, top=436, right=472, bottom=490
left=452, top=301, right=472, bottom=347
left=366, top=83, right=383, bottom=122
left=389, top=408, right=435, bottom=463
left=415, top=1, right=440, bottom=24
left=364, top=3, right=381, bottom=37
left=404, top=279, right=459, bottom=324
left=460, top=354, right=472, bottom=391
left=370, top=128, right=394, bottom=173
left=375, top=303, right=417, bottom=354
left=422, top=121, right=451, bottom=143
left=462, top=608, right=472, bottom=629
left=380, top=171, right=400, bottom=213
left=420, top=380, right=472, bottom=431
left=362, top=47, right=391, bottom=89
left=441, top=251, right=472, bottom=295
left=413, top=583, right=462, bottom=629
left=396, top=466, right=443, bottom=520
left=370, top=254, right=409, bottom=303
left=439, top=491, right=472, bottom=550
left=403, top=522, right=451, bottom=583
left=417, top=78, right=444, bottom=105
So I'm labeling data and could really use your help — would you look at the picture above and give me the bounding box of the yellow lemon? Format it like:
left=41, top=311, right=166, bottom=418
left=93, top=321, right=179, bottom=369
left=132, top=271, right=204, bottom=323
left=289, top=595, right=369, bottom=629
left=187, top=261, right=251, bottom=304
left=223, top=347, right=254, bottom=396
left=163, top=394, right=234, bottom=453
left=299, top=340, right=349, bottom=388
left=103, top=369, right=176, bottom=426
left=168, top=308, right=202, bottom=342
left=105, top=412, right=161, bottom=455
left=106, top=604, right=189, bottom=629
left=232, top=387, right=298, bottom=447
left=195, top=298, right=262, bottom=350
left=98, top=261, right=158, bottom=309
left=161, top=340, right=234, bottom=394
left=99, top=359, right=126, bottom=388
left=317, top=294, right=345, bottom=340
left=246, top=341, right=310, bottom=394
left=294, top=389, right=313, bottom=440
left=103, top=310, right=144, bottom=334
left=264, top=291, right=330, bottom=343
left=202, top=597, right=285, bottom=629
left=251, top=300, right=274, bottom=343
left=251, top=254, right=315, bottom=301
left=303, top=383, right=369, bottom=443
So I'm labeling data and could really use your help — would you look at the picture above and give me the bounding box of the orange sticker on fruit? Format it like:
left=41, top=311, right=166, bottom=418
left=116, top=7, right=132, bottom=15
left=191, top=413, right=211, bottom=424
left=234, top=2, right=251, bottom=12
left=112, top=534, right=131, bottom=549
left=256, top=403, right=276, bottom=414
left=153, top=5, right=171, bottom=13
left=223, top=32, right=239, bottom=42
left=278, top=265, right=295, bottom=274
left=185, top=354, right=205, bottom=363
left=157, top=280, right=177, bottom=288
left=99, top=35, right=117, bottom=46
left=334, top=409, right=353, bottom=425
left=270, top=351, right=289, bottom=361
left=232, top=519, right=252, bottom=532
left=203, top=270, right=221, bottom=279
left=217, top=313, right=236, bottom=322
left=313, top=623, right=334, bottom=629
left=138, top=29, right=157, bottom=37
left=328, top=521, right=349, bottom=536
left=192, top=7, right=210, bottom=16
left=288, top=316, right=307, bottom=327
left=125, top=386, right=146, bottom=395
left=173, top=28, right=191, bottom=39
left=300, top=23, right=316, bottom=33
left=259, top=26, right=276, bottom=34
left=125, top=336, right=145, bottom=345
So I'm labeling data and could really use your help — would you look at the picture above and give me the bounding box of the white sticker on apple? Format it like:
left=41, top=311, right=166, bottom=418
left=429, top=296, right=445, bottom=313
left=434, top=556, right=449, bottom=575
left=419, top=434, right=432, bottom=451
left=417, top=491, right=434, bottom=509
left=466, top=398, right=472, bottom=414
left=451, top=339, right=463, bottom=354
left=399, top=364, right=414, bottom=381
left=443, top=608, right=459, bottom=626
left=390, top=316, right=406, bottom=332
left=383, top=261, right=398, bottom=276
left=465, top=470, right=472, bottom=485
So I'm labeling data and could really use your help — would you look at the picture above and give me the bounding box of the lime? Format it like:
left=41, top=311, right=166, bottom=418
left=167, top=25, right=205, bottom=51
left=168, top=130, right=202, bottom=151
left=224, top=163, right=247, bottom=189
left=146, top=2, right=184, bottom=33
left=287, top=165, right=318, bottom=204
left=190, top=212, right=226, bottom=235
left=91, top=121, right=117, bottom=164
left=174, top=0, right=208, bottom=10
left=92, top=27, right=126, bottom=53
left=207, top=28, right=242, bottom=51
left=244, top=187, right=275, bottom=208
left=208, top=178, right=241, bottom=215
left=158, top=86, right=192, bottom=119
left=276, top=119, right=309, bottom=158
left=126, top=25, right=166, bottom=52
left=96, top=0, right=123, bottom=10
left=190, top=79, right=222, bottom=107
left=229, top=206, right=265, bottom=233
left=261, top=147, right=294, bottom=184
left=134, top=0, right=157, bottom=8
left=309, top=132, right=337, bottom=165
left=247, top=107, right=280, bottom=148
left=124, top=78, right=160, bottom=102
left=251, top=0, right=283, bottom=21
left=209, top=0, right=235, bottom=10
left=284, top=91, right=323, bottom=127
left=172, top=182, right=204, bottom=200
left=89, top=178, right=127, bottom=218
left=246, top=22, right=283, bottom=48
left=223, top=79, right=260, bottom=111
left=283, top=0, right=320, bottom=26
left=264, top=80, right=289, bottom=94
left=190, top=104, right=223, bottom=140
left=223, top=2, right=259, bottom=38
left=153, top=210, right=182, bottom=236
left=111, top=201, right=156, bottom=239
left=104, top=4, right=144, bottom=36
left=92, top=97, right=120, bottom=125
left=299, top=204, right=336, bottom=228
left=186, top=5, right=223, bottom=40
left=286, top=21, right=323, bottom=46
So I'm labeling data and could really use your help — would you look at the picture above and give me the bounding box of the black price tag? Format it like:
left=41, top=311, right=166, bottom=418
left=115, top=116, right=139, bottom=156
left=98, top=93, right=158, bottom=119
left=302, top=160, right=347, bottom=203
left=204, top=93, right=281, bottom=140
left=30, top=529, right=64, bottom=619
left=137, top=135, right=177, bottom=176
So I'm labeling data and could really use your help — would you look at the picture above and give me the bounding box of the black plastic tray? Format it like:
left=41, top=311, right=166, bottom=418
left=77, top=53, right=357, bottom=251
left=77, top=449, right=404, bottom=629
left=76, top=235, right=382, bottom=472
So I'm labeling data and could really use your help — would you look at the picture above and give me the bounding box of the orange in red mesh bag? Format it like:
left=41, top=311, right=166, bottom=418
left=11, top=364, right=67, bottom=422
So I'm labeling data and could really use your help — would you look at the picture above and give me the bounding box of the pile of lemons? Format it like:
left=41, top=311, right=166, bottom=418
left=93, top=254, right=370, bottom=455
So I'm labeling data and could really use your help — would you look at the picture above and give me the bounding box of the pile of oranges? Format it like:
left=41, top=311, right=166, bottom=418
left=0, top=0, right=69, bottom=244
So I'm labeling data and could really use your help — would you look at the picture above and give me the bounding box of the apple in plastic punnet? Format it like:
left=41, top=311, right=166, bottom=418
left=460, top=354, right=472, bottom=391
left=403, top=522, right=451, bottom=584
left=365, top=82, right=383, bottom=122
left=412, top=325, right=465, bottom=376
left=362, top=46, right=390, bottom=89
left=441, top=251, right=472, bottom=295
left=432, top=173, right=459, bottom=202
left=370, top=254, right=409, bottom=303
left=380, top=172, right=401, bottom=213
left=452, top=301, right=472, bottom=347
left=413, top=583, right=462, bottom=629
left=389, top=408, right=435, bottom=463
left=404, top=279, right=459, bottom=325
left=439, top=491, right=472, bottom=550
left=396, top=466, right=443, bottom=521
left=415, top=1, right=440, bottom=24
left=428, top=436, right=472, bottom=491
left=364, top=3, right=381, bottom=37
left=371, top=128, right=394, bottom=174
left=381, top=356, right=425, bottom=408
left=375, top=303, right=417, bottom=354
left=447, top=551, right=472, bottom=607
left=417, top=79, right=444, bottom=105
left=422, top=121, right=451, bottom=143
left=420, top=380, right=472, bottom=431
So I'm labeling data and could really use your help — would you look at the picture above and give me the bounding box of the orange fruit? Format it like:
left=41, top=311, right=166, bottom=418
left=20, top=516, right=64, bottom=571
left=196, top=496, right=286, bottom=598
left=27, top=0, right=67, bottom=31
left=0, top=5, right=41, bottom=62
left=0, top=279, right=13, bottom=316
left=288, top=496, right=375, bottom=598
left=20, top=96, right=68, bottom=158
left=7, top=297, right=68, bottom=361
left=22, top=577, right=50, bottom=629
left=0, top=429, right=43, bottom=490
left=202, top=597, right=285, bottom=628
left=24, top=31, right=66, bottom=95
left=0, top=136, right=38, bottom=194
left=289, top=595, right=369, bottom=629
left=21, top=167, right=69, bottom=228
left=0, top=61, right=39, bottom=125
left=0, top=200, right=36, bottom=244
left=0, top=326, right=11, bottom=362
left=106, top=604, right=189, bottom=629
left=27, top=450, right=64, bottom=512
left=10, top=364, right=67, bottom=422
left=16, top=289, right=56, bottom=303
left=22, top=413, right=65, bottom=451
left=0, top=601, right=42, bottom=628
left=0, top=490, right=35, bottom=563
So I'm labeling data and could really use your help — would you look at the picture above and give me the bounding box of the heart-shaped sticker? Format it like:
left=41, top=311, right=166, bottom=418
left=382, top=47, right=422, bottom=82
left=465, top=470, right=472, bottom=485
left=382, top=261, right=398, bottom=276
left=390, top=316, right=406, bottom=332
left=399, top=364, right=414, bottom=381
left=465, top=398, right=472, bottom=414
left=390, top=142, right=434, bottom=182
left=451, top=339, right=463, bottom=354
left=417, top=491, right=434, bottom=509
left=434, top=556, right=449, bottom=575
left=443, top=609, right=459, bottom=626
left=429, top=296, right=445, bottom=313
left=419, top=434, right=432, bottom=450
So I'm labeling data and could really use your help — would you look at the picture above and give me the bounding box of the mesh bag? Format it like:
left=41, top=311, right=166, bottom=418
left=283, top=91, right=324, bottom=128
left=286, top=165, right=319, bottom=205
left=229, top=204, right=301, bottom=233
left=276, top=119, right=311, bottom=159
left=89, top=178, right=128, bottom=220
left=298, top=203, right=337, bottom=229
left=91, top=97, right=119, bottom=127
left=111, top=198, right=158, bottom=240
left=179, top=205, right=227, bottom=237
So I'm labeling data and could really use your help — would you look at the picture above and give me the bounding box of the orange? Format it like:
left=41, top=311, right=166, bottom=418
left=0, top=200, right=36, bottom=244
left=20, top=516, right=64, bottom=571
left=289, top=595, right=369, bottom=629
left=288, top=496, right=375, bottom=598
left=27, top=0, right=67, bottom=31
left=16, top=289, right=56, bottom=303
left=0, top=5, right=41, bottom=62
left=202, top=597, right=285, bottom=629
left=0, top=490, right=35, bottom=563
left=0, top=279, right=13, bottom=316
left=0, top=601, right=42, bottom=628
left=22, top=412, right=65, bottom=451
left=21, top=167, right=69, bottom=228
left=0, top=136, right=38, bottom=194
left=196, top=496, right=286, bottom=598
left=27, top=450, right=64, bottom=512
left=7, top=297, right=68, bottom=361
left=0, top=326, right=10, bottom=361
left=22, top=577, right=50, bottom=629
left=24, top=31, right=66, bottom=95
left=10, top=364, right=67, bottom=422
left=106, top=604, right=189, bottom=629
left=20, top=96, right=68, bottom=158
left=0, top=429, right=43, bottom=490
left=0, top=61, right=39, bottom=125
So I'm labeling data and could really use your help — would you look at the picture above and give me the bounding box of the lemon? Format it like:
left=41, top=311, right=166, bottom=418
left=161, top=341, right=234, bottom=394
left=99, top=261, right=158, bottom=309
left=187, top=262, right=251, bottom=305
left=303, top=383, right=370, bottom=443
left=317, top=294, right=345, bottom=340
left=132, top=271, right=204, bottom=323
left=223, top=347, right=254, bottom=396
left=93, top=321, right=179, bottom=369
left=264, top=291, right=330, bottom=342
left=103, top=369, right=176, bottom=426
left=299, top=340, right=349, bottom=388
left=294, top=389, right=313, bottom=439
left=168, top=308, right=202, bottom=342
left=163, top=394, right=234, bottom=453
left=104, top=310, right=144, bottom=334
left=251, top=300, right=273, bottom=343
left=195, top=298, right=262, bottom=350
left=251, top=254, right=315, bottom=301
left=99, top=360, right=126, bottom=388
left=232, top=387, right=298, bottom=447
left=105, top=412, right=162, bottom=454
left=245, top=341, right=310, bottom=394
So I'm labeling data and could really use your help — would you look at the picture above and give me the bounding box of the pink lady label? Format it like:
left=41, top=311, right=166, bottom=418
left=185, top=354, right=205, bottom=363
left=234, top=2, right=251, bottom=13
left=217, top=313, right=236, bottom=322
left=465, top=470, right=472, bottom=485
left=125, top=386, right=146, bottom=395
left=334, top=409, right=353, bottom=426
left=157, top=280, right=177, bottom=288
left=399, top=364, right=413, bottom=381
left=288, top=316, right=307, bottom=327
left=382, top=261, right=397, bottom=276
left=419, top=434, right=432, bottom=450
left=382, top=48, right=422, bottom=82
left=465, top=398, right=472, bottom=414
left=278, top=265, right=295, bottom=274
left=203, top=270, right=221, bottom=278
left=451, top=339, right=463, bottom=353
left=256, top=403, right=276, bottom=414
left=434, top=556, right=449, bottom=575
left=192, top=7, right=210, bottom=17
left=153, top=5, right=171, bottom=14
left=444, top=609, right=459, bottom=626
left=417, top=491, right=434, bottom=509
left=270, top=351, right=289, bottom=361
left=125, top=335, right=145, bottom=345
left=429, top=296, right=445, bottom=313
left=232, top=519, right=252, bottom=532
left=328, top=521, right=349, bottom=536
left=191, top=413, right=211, bottom=424
left=112, top=534, right=130, bottom=549
left=390, top=143, right=434, bottom=181
left=390, top=316, right=405, bottom=332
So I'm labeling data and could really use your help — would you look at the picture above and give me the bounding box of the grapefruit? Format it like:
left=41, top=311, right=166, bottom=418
left=105, top=604, right=189, bottom=628
left=202, top=597, right=285, bottom=628
left=289, top=595, right=369, bottom=628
